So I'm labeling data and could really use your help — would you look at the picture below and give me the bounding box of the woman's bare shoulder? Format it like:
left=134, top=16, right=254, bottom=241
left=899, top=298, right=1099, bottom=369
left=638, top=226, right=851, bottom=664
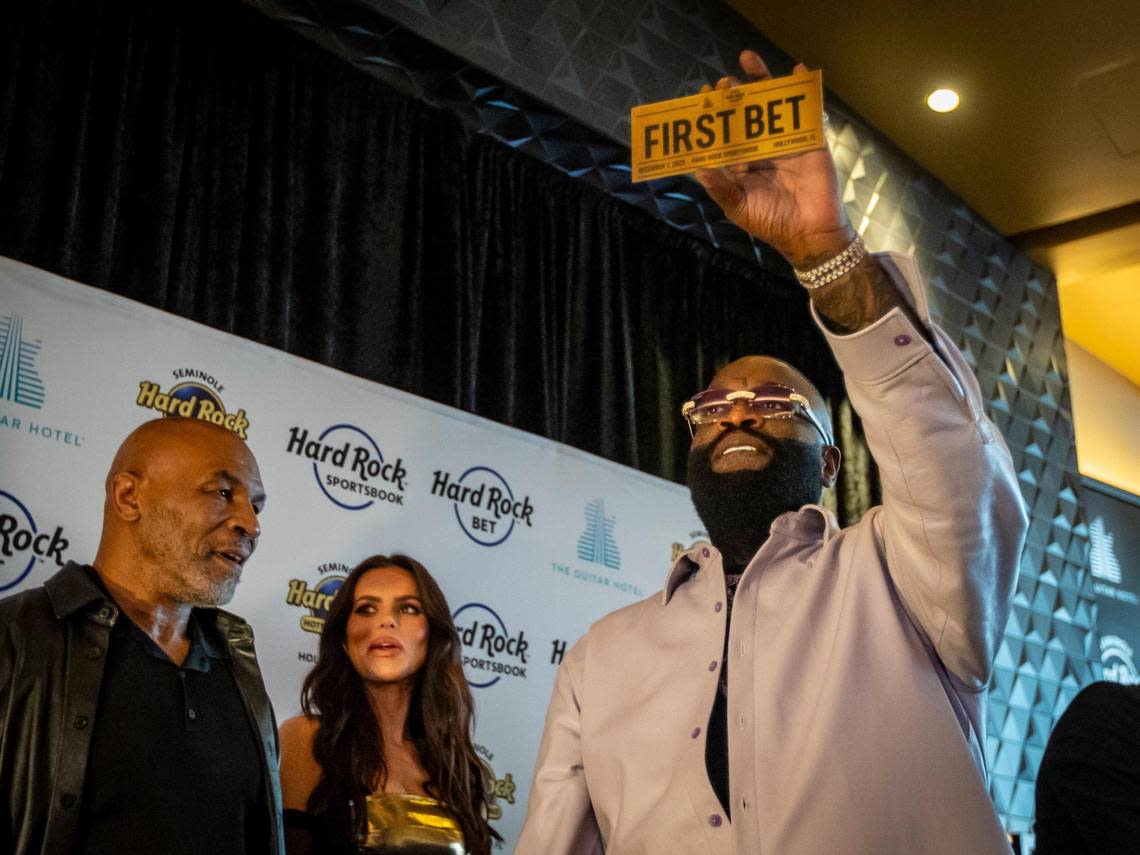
left=280, top=714, right=321, bottom=744
left=279, top=715, right=323, bottom=810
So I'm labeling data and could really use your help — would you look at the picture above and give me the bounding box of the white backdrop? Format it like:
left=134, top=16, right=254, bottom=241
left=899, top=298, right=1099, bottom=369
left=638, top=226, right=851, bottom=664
left=0, top=255, right=705, bottom=847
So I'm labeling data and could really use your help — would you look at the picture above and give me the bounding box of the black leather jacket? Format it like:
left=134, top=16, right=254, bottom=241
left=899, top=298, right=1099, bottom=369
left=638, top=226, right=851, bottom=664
left=0, top=562, right=285, bottom=855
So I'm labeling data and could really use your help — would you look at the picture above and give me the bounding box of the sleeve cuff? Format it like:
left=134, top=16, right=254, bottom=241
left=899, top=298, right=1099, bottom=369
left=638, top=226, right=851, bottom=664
left=809, top=251, right=937, bottom=384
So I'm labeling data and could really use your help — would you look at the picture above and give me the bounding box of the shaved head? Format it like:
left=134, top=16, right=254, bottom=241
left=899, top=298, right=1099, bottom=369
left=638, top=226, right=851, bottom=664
left=96, top=417, right=265, bottom=608
left=105, top=417, right=252, bottom=495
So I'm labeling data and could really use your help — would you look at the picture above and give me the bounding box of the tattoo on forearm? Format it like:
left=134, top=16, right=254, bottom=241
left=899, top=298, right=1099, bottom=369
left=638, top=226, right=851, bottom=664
left=807, top=256, right=918, bottom=335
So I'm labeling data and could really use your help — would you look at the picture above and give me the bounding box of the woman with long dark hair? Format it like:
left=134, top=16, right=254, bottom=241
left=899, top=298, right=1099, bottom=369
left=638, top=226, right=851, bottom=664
left=279, top=554, right=498, bottom=854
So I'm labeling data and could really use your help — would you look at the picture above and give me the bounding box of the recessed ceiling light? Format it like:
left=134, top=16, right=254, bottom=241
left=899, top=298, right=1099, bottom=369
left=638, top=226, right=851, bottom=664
left=926, top=88, right=960, bottom=113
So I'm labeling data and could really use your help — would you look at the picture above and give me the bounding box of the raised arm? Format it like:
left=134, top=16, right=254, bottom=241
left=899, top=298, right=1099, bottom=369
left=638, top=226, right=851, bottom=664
left=695, top=50, right=913, bottom=335
left=698, top=51, right=1027, bottom=687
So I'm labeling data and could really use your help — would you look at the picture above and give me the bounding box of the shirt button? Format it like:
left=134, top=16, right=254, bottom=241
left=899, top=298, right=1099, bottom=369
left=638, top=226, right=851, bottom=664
left=86, top=646, right=102, bottom=660
left=187, top=708, right=197, bottom=720
left=742, top=798, right=749, bottom=811
left=691, top=727, right=701, bottom=739
left=702, top=548, right=710, bottom=558
left=894, top=333, right=912, bottom=346
left=73, top=715, right=89, bottom=729
left=714, top=601, right=723, bottom=613
left=739, top=715, right=746, bottom=728
left=708, top=660, right=718, bottom=672
left=709, top=814, right=723, bottom=828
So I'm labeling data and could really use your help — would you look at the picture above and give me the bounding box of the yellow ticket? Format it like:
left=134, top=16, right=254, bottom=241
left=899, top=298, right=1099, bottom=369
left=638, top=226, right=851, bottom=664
left=630, top=70, right=825, bottom=182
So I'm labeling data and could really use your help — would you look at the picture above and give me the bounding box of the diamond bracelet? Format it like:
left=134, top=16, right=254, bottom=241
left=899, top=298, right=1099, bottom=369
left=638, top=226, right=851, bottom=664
left=793, top=234, right=867, bottom=290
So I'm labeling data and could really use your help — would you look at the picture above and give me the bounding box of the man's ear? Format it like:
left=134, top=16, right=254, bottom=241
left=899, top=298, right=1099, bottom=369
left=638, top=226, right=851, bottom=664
left=109, top=472, right=143, bottom=522
left=820, top=445, right=841, bottom=489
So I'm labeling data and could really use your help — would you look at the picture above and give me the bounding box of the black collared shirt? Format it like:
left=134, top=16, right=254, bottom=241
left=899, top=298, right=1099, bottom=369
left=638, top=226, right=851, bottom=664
left=75, top=605, right=269, bottom=855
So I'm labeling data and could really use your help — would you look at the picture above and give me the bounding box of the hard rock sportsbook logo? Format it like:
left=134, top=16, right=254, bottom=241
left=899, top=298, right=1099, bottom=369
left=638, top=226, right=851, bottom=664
left=285, top=562, right=348, bottom=634
left=286, top=425, right=408, bottom=511
left=430, top=467, right=534, bottom=547
left=452, top=602, right=529, bottom=688
left=135, top=369, right=250, bottom=438
left=0, top=490, right=70, bottom=592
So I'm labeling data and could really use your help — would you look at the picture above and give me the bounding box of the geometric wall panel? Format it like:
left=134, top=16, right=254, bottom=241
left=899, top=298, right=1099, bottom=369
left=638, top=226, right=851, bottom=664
left=246, top=0, right=1099, bottom=838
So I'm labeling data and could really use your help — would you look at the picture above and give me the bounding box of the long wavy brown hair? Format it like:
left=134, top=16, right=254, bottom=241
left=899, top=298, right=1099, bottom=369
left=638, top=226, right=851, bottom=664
left=301, top=554, right=497, bottom=853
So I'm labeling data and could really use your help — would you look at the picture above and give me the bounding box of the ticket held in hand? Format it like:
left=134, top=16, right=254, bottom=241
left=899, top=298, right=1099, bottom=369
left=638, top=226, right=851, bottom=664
left=629, top=69, right=826, bottom=182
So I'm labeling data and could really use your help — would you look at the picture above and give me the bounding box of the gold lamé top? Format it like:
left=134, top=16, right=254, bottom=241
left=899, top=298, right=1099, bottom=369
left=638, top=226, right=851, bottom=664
left=359, top=792, right=465, bottom=855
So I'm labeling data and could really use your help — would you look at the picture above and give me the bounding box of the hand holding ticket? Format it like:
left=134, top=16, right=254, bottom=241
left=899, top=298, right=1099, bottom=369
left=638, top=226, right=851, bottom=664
left=646, top=50, right=856, bottom=272
left=630, top=68, right=824, bottom=182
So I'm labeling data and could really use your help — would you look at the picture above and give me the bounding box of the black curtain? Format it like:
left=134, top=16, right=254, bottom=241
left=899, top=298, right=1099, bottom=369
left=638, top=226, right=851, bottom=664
left=0, top=0, right=876, bottom=518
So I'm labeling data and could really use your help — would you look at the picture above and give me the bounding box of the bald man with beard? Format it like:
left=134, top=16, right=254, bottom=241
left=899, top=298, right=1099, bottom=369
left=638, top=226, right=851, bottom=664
left=0, top=418, right=284, bottom=855
left=518, top=51, right=1028, bottom=854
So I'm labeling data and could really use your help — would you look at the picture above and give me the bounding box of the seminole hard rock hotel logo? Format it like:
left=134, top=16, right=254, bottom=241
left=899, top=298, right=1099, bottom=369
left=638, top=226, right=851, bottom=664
left=473, top=744, right=516, bottom=823
left=286, top=563, right=348, bottom=634
left=135, top=369, right=250, bottom=438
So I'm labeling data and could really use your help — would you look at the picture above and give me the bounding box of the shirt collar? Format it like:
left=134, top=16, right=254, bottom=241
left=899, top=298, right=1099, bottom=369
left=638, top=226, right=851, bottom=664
left=113, top=609, right=229, bottom=671
left=49, top=564, right=230, bottom=670
left=662, top=504, right=840, bottom=604
left=44, top=562, right=112, bottom=619
left=191, top=610, right=230, bottom=661
left=770, top=503, right=839, bottom=543
left=663, top=551, right=704, bottom=604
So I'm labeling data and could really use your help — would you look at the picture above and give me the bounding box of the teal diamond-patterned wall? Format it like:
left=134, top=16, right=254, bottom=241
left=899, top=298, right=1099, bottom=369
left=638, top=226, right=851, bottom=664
left=826, top=117, right=1099, bottom=828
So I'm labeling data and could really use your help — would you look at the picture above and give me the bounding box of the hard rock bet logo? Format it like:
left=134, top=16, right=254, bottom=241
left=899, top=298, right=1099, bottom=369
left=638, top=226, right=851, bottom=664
left=431, top=467, right=534, bottom=547
left=452, top=602, right=529, bottom=688
left=1101, top=635, right=1140, bottom=685
left=136, top=369, right=250, bottom=438
left=287, top=425, right=407, bottom=511
left=0, top=490, right=70, bottom=592
left=285, top=563, right=348, bottom=633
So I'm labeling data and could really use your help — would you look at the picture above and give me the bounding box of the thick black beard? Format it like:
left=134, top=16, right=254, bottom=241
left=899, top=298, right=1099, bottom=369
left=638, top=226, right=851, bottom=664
left=687, top=434, right=824, bottom=572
